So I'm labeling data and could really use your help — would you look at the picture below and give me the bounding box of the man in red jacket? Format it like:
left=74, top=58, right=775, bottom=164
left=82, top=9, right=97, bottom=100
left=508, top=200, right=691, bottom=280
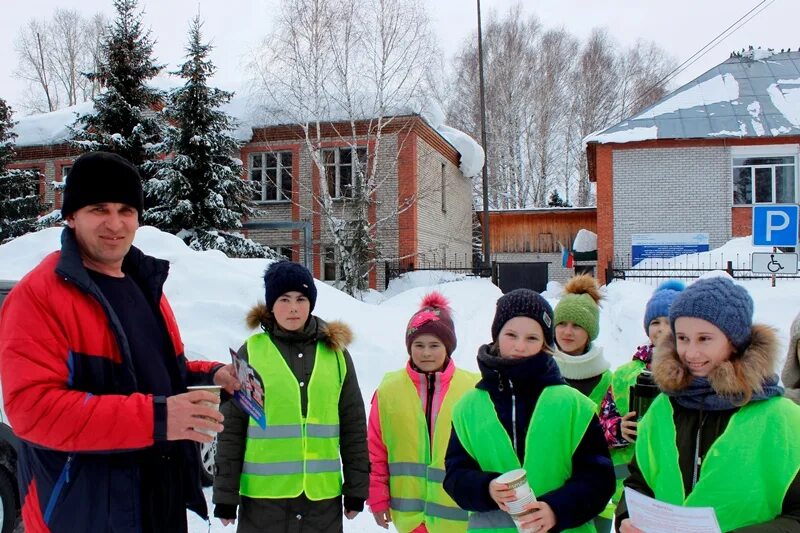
left=0, top=151, right=239, bottom=533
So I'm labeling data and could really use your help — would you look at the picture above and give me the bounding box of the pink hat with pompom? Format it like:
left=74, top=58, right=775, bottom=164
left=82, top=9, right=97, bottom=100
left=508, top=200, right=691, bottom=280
left=405, top=292, right=457, bottom=356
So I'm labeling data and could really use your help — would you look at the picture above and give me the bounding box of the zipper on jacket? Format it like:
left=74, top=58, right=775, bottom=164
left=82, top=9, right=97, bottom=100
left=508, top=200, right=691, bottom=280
left=509, top=380, right=518, bottom=455
left=425, top=373, right=435, bottom=445
left=43, top=454, right=74, bottom=525
left=692, top=406, right=708, bottom=489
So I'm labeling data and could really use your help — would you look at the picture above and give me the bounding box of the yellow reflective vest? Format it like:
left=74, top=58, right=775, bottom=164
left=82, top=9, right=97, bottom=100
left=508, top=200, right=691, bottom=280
left=451, top=384, right=597, bottom=533
left=378, top=366, right=478, bottom=532
left=240, top=333, right=346, bottom=500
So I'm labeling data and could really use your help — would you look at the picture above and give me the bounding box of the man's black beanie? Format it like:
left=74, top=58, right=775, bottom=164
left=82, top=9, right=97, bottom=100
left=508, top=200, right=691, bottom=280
left=61, top=152, right=144, bottom=220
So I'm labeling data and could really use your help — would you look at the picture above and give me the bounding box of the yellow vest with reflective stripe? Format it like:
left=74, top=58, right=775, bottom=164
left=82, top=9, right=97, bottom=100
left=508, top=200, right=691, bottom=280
left=240, top=333, right=346, bottom=500
left=637, top=394, right=800, bottom=531
left=452, top=384, right=597, bottom=533
left=378, top=367, right=478, bottom=533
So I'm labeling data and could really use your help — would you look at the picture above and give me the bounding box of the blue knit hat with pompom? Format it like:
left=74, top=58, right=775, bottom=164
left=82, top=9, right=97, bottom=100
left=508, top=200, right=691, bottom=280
left=643, top=280, right=685, bottom=333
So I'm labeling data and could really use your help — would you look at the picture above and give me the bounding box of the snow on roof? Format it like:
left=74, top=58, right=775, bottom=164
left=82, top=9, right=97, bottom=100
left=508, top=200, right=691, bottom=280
left=585, top=49, right=800, bottom=144
left=12, top=89, right=483, bottom=178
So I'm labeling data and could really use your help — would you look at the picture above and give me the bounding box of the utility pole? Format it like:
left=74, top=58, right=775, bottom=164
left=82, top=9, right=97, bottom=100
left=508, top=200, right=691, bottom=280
left=477, top=0, right=491, bottom=265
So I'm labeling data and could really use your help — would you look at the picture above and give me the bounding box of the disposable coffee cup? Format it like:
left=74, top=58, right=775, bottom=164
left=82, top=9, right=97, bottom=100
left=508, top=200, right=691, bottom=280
left=509, top=509, right=537, bottom=533
left=187, top=385, right=222, bottom=435
left=496, top=468, right=534, bottom=501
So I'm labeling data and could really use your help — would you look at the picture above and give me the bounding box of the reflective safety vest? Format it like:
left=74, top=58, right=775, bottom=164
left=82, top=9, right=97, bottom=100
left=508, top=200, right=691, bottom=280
left=587, top=370, right=612, bottom=410
left=378, top=367, right=479, bottom=532
left=240, top=333, right=346, bottom=500
left=451, top=384, right=597, bottom=533
left=637, top=394, right=800, bottom=532
left=609, top=359, right=647, bottom=502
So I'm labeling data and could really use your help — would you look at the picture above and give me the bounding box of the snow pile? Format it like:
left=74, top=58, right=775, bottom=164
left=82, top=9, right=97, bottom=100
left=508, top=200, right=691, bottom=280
left=421, top=100, right=485, bottom=178
left=573, top=229, right=597, bottom=253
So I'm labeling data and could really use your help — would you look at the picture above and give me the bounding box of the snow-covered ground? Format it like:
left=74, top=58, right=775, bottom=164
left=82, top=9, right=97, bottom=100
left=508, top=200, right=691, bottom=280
left=2, top=227, right=799, bottom=532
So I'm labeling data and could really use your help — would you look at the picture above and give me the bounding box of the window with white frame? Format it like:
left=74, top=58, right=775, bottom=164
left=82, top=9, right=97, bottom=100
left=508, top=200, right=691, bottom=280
left=323, top=147, right=367, bottom=198
left=61, top=165, right=72, bottom=180
left=250, top=152, right=292, bottom=202
left=323, top=246, right=337, bottom=281
left=733, top=155, right=796, bottom=204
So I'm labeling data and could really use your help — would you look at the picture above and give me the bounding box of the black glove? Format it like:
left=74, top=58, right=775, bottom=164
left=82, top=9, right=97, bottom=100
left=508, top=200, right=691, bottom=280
left=214, top=503, right=238, bottom=520
left=343, top=496, right=365, bottom=513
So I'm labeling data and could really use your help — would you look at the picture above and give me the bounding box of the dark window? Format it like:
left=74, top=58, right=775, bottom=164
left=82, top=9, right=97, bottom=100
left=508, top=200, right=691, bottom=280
left=733, top=156, right=796, bottom=204
left=323, top=246, right=337, bottom=281
left=322, top=147, right=367, bottom=198
left=250, top=152, right=293, bottom=202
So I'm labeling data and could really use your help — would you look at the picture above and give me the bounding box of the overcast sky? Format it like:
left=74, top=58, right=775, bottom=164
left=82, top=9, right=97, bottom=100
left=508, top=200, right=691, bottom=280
left=1, top=0, right=797, bottom=114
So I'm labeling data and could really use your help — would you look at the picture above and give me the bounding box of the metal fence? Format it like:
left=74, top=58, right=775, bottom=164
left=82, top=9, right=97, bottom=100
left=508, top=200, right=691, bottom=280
left=607, top=253, right=800, bottom=285
left=384, top=257, right=492, bottom=290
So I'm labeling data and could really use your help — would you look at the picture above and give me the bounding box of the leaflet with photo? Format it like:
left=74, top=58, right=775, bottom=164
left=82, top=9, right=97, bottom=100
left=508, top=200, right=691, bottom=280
left=229, top=348, right=267, bottom=429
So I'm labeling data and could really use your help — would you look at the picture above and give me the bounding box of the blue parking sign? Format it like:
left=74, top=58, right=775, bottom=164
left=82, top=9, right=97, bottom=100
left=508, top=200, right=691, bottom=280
left=753, top=204, right=799, bottom=246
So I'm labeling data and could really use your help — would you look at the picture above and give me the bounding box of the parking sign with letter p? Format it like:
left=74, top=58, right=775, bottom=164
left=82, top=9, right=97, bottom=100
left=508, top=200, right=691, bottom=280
left=753, top=204, right=799, bottom=247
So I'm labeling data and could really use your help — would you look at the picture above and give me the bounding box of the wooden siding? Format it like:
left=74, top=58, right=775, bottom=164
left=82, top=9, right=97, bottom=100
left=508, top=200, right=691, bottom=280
left=479, top=209, right=597, bottom=254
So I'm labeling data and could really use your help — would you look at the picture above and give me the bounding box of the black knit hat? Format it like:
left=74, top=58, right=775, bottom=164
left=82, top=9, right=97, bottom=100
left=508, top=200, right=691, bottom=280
left=491, top=288, right=554, bottom=346
left=61, top=152, right=144, bottom=219
left=264, top=260, right=317, bottom=312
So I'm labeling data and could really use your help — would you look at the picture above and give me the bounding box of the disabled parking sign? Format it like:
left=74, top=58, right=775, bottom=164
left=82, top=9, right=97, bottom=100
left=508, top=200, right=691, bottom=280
left=752, top=204, right=799, bottom=247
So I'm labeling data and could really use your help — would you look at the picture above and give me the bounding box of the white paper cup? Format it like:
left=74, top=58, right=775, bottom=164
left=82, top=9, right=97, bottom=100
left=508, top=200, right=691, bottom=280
left=509, top=509, right=537, bottom=533
left=187, top=385, right=222, bottom=435
left=496, top=469, right=537, bottom=531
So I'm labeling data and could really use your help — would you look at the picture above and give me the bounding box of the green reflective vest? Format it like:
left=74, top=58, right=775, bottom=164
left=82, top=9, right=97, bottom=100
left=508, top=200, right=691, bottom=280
left=240, top=333, right=346, bottom=500
left=609, top=359, right=647, bottom=502
left=452, top=384, right=597, bottom=533
left=378, top=367, right=479, bottom=533
left=587, top=370, right=612, bottom=411
left=636, top=394, right=800, bottom=531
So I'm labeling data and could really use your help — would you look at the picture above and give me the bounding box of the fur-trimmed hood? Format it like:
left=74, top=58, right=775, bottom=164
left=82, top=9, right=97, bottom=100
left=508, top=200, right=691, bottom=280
left=653, top=323, right=779, bottom=396
left=245, top=302, right=353, bottom=351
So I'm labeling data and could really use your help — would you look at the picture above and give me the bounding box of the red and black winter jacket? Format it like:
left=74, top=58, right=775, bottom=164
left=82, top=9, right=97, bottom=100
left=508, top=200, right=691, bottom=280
left=0, top=229, right=220, bottom=533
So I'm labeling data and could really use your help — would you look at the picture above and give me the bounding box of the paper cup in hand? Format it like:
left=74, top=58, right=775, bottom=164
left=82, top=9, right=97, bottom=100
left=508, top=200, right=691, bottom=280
left=496, top=469, right=536, bottom=519
left=187, top=385, right=222, bottom=435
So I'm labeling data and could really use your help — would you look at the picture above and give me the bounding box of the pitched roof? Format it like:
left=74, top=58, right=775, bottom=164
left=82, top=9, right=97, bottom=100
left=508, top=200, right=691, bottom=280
left=585, top=49, right=800, bottom=144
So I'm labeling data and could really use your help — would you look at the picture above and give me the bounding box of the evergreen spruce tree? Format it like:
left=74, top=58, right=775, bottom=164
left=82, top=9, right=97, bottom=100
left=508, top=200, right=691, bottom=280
left=0, top=98, right=48, bottom=243
left=71, top=0, right=165, bottom=172
left=548, top=190, right=571, bottom=207
left=144, top=16, right=272, bottom=258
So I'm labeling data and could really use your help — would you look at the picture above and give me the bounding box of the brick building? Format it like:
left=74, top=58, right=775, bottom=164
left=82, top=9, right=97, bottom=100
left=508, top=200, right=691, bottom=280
left=585, top=50, right=800, bottom=282
left=10, top=105, right=475, bottom=290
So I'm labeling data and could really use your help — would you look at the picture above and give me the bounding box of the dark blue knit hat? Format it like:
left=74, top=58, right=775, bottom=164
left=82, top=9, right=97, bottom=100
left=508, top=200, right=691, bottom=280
left=491, top=289, right=554, bottom=347
left=264, top=261, right=317, bottom=311
left=643, top=280, right=685, bottom=333
left=669, top=276, right=753, bottom=350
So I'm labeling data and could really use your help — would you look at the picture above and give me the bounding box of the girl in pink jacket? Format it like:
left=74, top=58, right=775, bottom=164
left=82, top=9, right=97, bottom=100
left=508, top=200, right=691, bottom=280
left=367, top=292, right=478, bottom=532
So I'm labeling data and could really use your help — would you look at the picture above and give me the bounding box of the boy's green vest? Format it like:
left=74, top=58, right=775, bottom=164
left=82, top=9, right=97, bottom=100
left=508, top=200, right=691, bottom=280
left=452, top=384, right=597, bottom=533
left=239, top=333, right=346, bottom=500
left=378, top=367, right=479, bottom=532
left=636, top=394, right=800, bottom=531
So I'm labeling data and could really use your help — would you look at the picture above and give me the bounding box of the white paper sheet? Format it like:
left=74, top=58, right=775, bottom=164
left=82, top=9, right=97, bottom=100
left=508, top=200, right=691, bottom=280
left=624, top=488, right=721, bottom=533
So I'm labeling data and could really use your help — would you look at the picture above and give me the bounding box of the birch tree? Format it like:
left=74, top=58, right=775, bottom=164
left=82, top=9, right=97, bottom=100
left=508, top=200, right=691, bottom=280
left=14, top=10, right=107, bottom=114
left=251, top=0, right=438, bottom=295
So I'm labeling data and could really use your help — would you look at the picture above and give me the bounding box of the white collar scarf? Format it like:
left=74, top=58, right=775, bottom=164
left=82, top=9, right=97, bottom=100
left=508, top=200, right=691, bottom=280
left=552, top=343, right=610, bottom=380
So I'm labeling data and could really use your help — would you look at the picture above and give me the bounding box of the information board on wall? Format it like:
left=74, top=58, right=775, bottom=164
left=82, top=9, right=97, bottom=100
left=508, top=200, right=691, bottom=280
left=631, top=233, right=709, bottom=266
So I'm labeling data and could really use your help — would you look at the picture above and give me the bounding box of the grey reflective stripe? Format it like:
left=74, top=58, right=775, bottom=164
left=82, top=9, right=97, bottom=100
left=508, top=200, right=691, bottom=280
left=614, top=463, right=630, bottom=479
left=247, top=425, right=302, bottom=439
left=391, top=497, right=425, bottom=513
left=389, top=462, right=427, bottom=478
left=427, top=467, right=446, bottom=483
left=246, top=424, right=339, bottom=438
left=306, top=459, right=341, bottom=473
left=244, top=461, right=304, bottom=475
left=243, top=459, right=340, bottom=475
left=307, top=424, right=340, bottom=437
left=468, top=509, right=515, bottom=529
left=426, top=502, right=468, bottom=521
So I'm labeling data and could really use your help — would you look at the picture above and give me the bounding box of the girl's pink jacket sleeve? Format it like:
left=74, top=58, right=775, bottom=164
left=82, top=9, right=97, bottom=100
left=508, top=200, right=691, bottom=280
left=367, top=390, right=391, bottom=512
